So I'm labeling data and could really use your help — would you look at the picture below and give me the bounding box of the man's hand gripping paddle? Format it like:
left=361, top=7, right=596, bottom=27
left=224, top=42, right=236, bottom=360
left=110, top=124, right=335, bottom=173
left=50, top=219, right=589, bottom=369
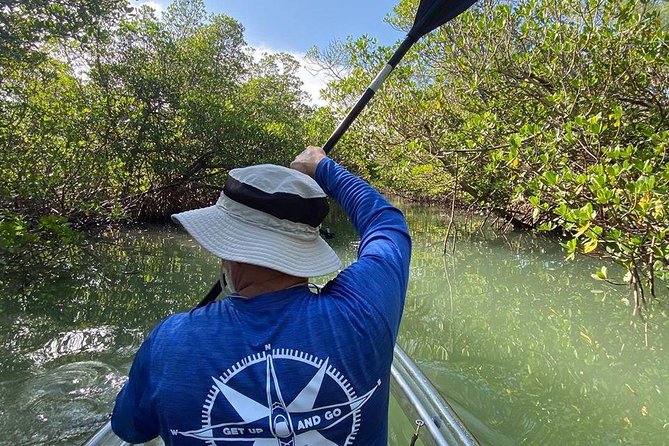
left=195, top=0, right=478, bottom=308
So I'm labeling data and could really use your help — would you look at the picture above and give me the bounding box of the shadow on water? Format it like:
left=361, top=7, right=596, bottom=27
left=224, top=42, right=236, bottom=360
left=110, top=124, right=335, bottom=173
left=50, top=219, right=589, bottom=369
left=0, top=201, right=667, bottom=444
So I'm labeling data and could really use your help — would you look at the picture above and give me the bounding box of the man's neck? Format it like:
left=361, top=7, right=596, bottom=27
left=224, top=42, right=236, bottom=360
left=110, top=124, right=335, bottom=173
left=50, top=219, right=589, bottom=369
left=229, top=261, right=308, bottom=298
left=236, top=277, right=308, bottom=298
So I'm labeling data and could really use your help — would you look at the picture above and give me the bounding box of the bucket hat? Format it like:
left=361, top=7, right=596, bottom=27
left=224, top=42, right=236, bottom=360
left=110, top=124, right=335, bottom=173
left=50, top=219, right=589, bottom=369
left=171, top=164, right=342, bottom=277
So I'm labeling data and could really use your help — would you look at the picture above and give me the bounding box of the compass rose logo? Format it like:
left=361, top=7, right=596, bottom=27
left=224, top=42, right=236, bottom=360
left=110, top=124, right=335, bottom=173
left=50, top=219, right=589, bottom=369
left=171, top=345, right=380, bottom=445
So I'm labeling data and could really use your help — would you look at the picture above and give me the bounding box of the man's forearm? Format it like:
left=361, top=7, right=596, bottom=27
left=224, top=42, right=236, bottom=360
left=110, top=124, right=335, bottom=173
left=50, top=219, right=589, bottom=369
left=315, top=157, right=409, bottom=251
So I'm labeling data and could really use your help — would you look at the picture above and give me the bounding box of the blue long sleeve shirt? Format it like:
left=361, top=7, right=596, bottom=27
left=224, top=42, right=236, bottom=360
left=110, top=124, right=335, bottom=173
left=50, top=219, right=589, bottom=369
left=112, top=157, right=411, bottom=446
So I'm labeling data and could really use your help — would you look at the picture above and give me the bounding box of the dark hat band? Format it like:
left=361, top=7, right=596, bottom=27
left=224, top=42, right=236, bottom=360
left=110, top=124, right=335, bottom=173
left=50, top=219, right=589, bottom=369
left=223, top=177, right=329, bottom=228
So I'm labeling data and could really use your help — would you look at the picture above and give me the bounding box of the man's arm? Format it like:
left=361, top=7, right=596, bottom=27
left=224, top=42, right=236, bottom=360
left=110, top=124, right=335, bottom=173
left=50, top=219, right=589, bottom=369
left=292, top=147, right=411, bottom=341
left=111, top=332, right=160, bottom=443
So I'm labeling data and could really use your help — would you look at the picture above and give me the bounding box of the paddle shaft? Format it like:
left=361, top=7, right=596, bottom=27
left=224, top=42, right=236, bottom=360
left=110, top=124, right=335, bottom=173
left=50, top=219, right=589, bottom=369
left=322, top=34, right=417, bottom=154
left=196, top=280, right=222, bottom=308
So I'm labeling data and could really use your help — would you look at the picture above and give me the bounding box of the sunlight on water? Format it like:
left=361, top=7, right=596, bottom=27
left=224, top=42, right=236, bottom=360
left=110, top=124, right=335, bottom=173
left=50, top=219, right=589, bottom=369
left=28, top=327, right=125, bottom=366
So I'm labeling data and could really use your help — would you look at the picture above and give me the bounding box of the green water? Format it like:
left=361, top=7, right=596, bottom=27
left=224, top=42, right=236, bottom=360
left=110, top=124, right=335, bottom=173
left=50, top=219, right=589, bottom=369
left=1, top=202, right=667, bottom=445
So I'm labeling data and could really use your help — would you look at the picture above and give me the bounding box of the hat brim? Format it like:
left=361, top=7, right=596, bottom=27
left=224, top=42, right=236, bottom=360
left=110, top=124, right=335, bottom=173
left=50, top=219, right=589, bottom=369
left=172, top=205, right=342, bottom=277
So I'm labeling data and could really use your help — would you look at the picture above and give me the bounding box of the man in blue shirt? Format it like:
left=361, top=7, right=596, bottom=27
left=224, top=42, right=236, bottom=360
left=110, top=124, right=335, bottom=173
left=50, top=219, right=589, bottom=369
left=112, top=146, right=412, bottom=445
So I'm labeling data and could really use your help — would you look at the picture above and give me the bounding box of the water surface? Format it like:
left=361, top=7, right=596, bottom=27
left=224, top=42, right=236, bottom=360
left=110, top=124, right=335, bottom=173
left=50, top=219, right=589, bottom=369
left=0, top=202, right=667, bottom=445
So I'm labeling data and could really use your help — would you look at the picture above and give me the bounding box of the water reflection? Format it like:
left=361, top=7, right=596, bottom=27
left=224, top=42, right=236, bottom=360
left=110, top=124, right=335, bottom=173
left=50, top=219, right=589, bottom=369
left=27, top=327, right=144, bottom=367
left=396, top=202, right=669, bottom=445
left=0, top=361, right=122, bottom=445
left=0, top=203, right=667, bottom=445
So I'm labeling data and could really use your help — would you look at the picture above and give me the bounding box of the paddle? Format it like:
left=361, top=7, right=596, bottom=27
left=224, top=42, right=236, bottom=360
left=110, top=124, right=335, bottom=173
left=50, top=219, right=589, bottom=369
left=323, top=0, right=478, bottom=153
left=194, top=0, right=478, bottom=309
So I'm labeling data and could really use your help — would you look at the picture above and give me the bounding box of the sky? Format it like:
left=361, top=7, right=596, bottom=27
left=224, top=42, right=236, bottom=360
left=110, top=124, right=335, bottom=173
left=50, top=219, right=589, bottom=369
left=204, top=0, right=405, bottom=52
left=138, top=0, right=407, bottom=104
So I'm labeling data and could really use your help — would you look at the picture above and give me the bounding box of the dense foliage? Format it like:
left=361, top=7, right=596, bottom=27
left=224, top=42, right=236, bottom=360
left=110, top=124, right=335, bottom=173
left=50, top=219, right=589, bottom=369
left=0, top=0, right=128, bottom=64
left=312, top=0, right=669, bottom=312
left=1, top=0, right=312, bottom=278
left=2, top=0, right=667, bottom=313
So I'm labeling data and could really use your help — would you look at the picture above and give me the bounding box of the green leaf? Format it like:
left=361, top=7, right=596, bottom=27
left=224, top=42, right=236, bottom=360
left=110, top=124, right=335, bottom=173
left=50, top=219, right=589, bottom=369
left=583, top=239, right=598, bottom=253
left=592, top=266, right=608, bottom=280
left=543, top=171, right=558, bottom=186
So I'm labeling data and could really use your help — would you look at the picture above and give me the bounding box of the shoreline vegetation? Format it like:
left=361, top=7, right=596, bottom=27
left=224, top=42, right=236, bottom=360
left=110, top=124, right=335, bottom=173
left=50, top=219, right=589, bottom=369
left=1, top=0, right=667, bottom=314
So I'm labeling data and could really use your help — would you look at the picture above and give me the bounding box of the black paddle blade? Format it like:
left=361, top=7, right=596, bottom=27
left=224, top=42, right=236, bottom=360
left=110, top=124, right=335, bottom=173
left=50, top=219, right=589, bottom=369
left=410, top=0, right=478, bottom=39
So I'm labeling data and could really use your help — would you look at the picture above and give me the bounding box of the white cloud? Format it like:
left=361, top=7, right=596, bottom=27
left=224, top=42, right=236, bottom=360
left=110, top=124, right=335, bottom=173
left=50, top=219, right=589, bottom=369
left=133, top=0, right=166, bottom=14
left=252, top=45, right=331, bottom=107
